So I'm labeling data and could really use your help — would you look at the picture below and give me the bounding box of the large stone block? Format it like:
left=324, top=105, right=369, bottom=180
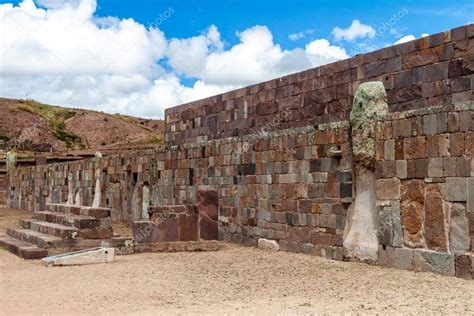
left=414, top=250, right=455, bottom=276
left=400, top=180, right=425, bottom=248
left=424, top=184, right=448, bottom=252
left=403, top=137, right=426, bottom=159
left=179, top=214, right=199, bottom=241
left=427, top=158, right=443, bottom=178
left=379, top=246, right=414, bottom=270
left=449, top=203, right=470, bottom=254
left=455, top=254, right=473, bottom=279
left=467, top=177, right=474, bottom=213
left=446, top=177, right=467, bottom=201
left=376, top=178, right=400, bottom=200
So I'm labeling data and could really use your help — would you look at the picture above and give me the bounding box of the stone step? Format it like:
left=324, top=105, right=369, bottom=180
left=7, top=228, right=70, bottom=249
left=33, top=211, right=101, bottom=229
left=46, top=204, right=111, bottom=219
left=21, top=218, right=113, bottom=240
left=19, top=219, right=79, bottom=239
left=0, top=235, right=48, bottom=259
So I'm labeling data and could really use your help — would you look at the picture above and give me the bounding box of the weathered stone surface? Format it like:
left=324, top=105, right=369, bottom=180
left=423, top=114, right=438, bottom=135
left=257, top=238, right=280, bottom=251
left=427, top=158, right=443, bottom=178
left=414, top=250, right=455, bottom=276
left=381, top=247, right=414, bottom=270
left=396, top=160, right=407, bottom=179
left=454, top=254, right=473, bottom=279
left=403, top=137, right=426, bottom=159
left=400, top=180, right=425, bottom=248
left=350, top=81, right=389, bottom=169
left=377, top=201, right=402, bottom=247
left=197, top=190, right=219, bottom=240
left=467, top=177, right=474, bottom=213
left=446, top=177, right=467, bottom=201
left=449, top=203, right=470, bottom=254
left=424, top=184, right=448, bottom=252
left=376, top=179, right=401, bottom=200
left=179, top=214, right=199, bottom=241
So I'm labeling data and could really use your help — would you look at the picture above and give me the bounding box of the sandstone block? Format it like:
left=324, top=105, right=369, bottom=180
left=396, top=160, right=407, bottom=179
left=449, top=203, right=470, bottom=254
left=456, top=156, right=470, bottom=177
left=378, top=205, right=396, bottom=247
left=468, top=178, right=474, bottom=213
left=423, top=114, right=438, bottom=135
left=414, top=250, right=455, bottom=276
left=450, top=133, right=464, bottom=156
left=455, top=254, right=473, bottom=279
left=446, top=177, right=467, bottom=201
left=404, top=137, right=426, bottom=159
left=428, top=158, right=443, bottom=178
left=376, top=178, right=401, bottom=200
left=414, top=159, right=429, bottom=178
left=384, top=139, right=395, bottom=161
left=424, top=184, right=448, bottom=252
left=443, top=157, right=457, bottom=177
left=401, top=180, right=425, bottom=248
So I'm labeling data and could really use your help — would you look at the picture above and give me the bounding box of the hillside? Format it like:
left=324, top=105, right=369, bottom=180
left=0, top=98, right=164, bottom=154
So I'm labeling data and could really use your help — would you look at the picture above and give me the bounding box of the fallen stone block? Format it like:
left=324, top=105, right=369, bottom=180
left=258, top=238, right=279, bottom=251
left=42, top=247, right=115, bottom=266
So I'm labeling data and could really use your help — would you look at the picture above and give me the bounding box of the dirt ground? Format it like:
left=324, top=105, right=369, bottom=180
left=1, top=208, right=473, bottom=315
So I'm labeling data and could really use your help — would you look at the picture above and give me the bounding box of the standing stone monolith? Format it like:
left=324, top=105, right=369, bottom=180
left=344, top=81, right=389, bottom=262
left=66, top=172, right=74, bottom=205
left=92, top=152, right=103, bottom=207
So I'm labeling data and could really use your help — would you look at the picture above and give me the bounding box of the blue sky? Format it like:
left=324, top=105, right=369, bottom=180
left=96, top=0, right=472, bottom=50
left=0, top=0, right=472, bottom=118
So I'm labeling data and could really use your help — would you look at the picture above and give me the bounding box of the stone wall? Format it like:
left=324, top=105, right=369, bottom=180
left=374, top=105, right=473, bottom=277
left=165, top=25, right=472, bottom=145
left=5, top=24, right=474, bottom=277
left=0, top=171, right=6, bottom=205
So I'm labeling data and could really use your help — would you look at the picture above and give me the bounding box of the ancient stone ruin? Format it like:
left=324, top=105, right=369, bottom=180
left=1, top=24, right=473, bottom=278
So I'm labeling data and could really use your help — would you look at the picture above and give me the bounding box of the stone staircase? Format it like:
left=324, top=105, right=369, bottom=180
left=0, top=204, right=120, bottom=259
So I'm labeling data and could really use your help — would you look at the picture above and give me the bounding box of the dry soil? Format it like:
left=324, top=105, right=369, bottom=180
left=0, top=208, right=473, bottom=315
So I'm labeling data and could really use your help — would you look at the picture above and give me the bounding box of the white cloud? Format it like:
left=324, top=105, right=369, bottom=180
left=305, top=39, right=348, bottom=65
left=288, top=29, right=315, bottom=41
left=332, top=19, right=376, bottom=41
left=421, top=33, right=429, bottom=37
left=289, top=32, right=305, bottom=41
left=0, top=0, right=349, bottom=118
left=394, top=34, right=416, bottom=44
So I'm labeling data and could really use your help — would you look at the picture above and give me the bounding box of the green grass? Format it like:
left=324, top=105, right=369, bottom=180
left=17, top=99, right=79, bottom=147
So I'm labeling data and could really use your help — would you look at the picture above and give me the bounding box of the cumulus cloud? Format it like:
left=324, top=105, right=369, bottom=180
left=332, top=19, right=376, bottom=41
left=0, top=0, right=349, bottom=118
left=394, top=34, right=416, bottom=44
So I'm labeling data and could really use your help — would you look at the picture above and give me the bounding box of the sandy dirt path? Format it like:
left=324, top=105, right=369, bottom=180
left=1, top=243, right=473, bottom=315
left=0, top=207, right=473, bottom=315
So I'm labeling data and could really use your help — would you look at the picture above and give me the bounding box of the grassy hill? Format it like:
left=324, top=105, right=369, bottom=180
left=0, top=98, right=164, bottom=155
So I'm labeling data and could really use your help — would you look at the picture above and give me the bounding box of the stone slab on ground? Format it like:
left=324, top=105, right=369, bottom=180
left=42, top=247, right=115, bottom=266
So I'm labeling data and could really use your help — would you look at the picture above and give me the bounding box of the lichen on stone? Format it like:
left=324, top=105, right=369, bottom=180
left=6, top=150, right=17, bottom=172
left=350, top=81, right=389, bottom=169
left=93, top=151, right=103, bottom=164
